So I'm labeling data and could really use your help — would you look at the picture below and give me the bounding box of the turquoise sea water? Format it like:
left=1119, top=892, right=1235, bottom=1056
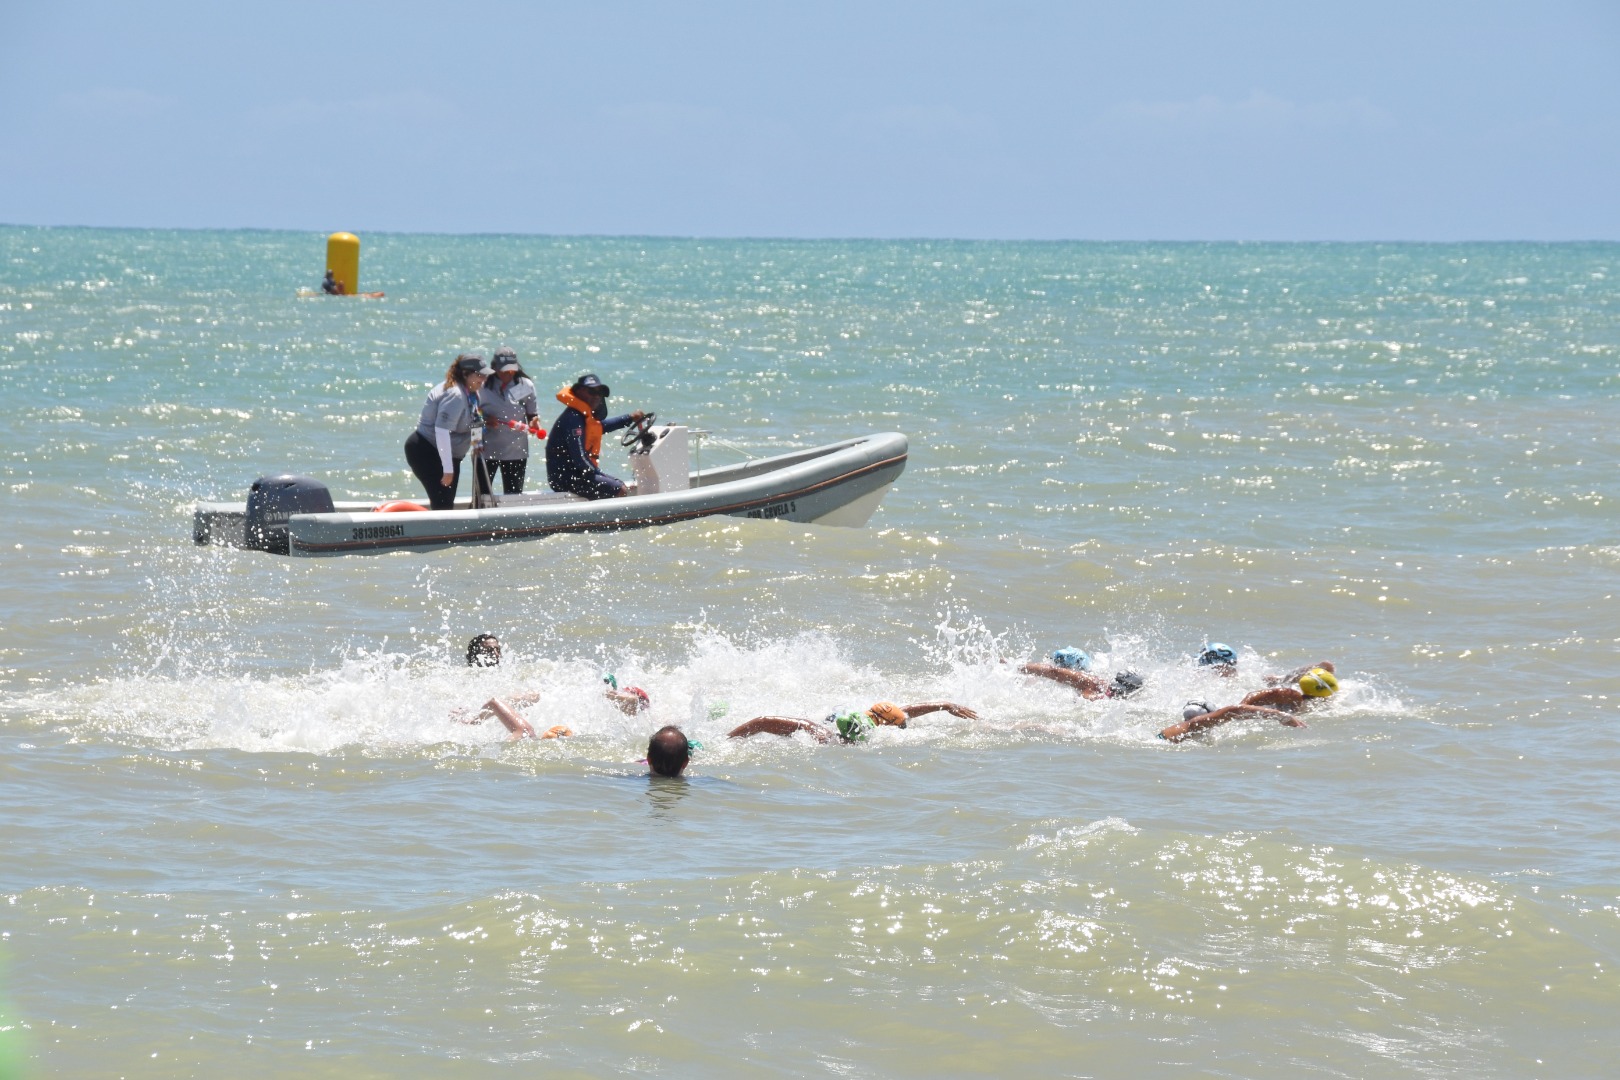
left=1, top=228, right=1618, bottom=1075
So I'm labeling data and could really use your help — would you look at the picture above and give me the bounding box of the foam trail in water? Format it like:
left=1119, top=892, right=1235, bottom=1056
left=11, top=622, right=1406, bottom=757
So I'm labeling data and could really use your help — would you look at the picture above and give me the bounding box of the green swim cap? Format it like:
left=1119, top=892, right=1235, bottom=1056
left=829, top=710, right=873, bottom=743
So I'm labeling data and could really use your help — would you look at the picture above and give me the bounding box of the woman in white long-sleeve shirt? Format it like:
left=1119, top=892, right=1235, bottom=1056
left=404, top=352, right=494, bottom=510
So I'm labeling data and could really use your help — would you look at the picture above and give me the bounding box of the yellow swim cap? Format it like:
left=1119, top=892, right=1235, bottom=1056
left=867, top=702, right=908, bottom=726
left=1299, top=668, right=1339, bottom=697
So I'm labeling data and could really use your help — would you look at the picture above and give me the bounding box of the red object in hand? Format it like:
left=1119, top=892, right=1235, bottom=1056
left=529, top=424, right=547, bottom=439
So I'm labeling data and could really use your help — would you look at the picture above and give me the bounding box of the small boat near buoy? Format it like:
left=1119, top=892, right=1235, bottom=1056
left=193, top=425, right=907, bottom=557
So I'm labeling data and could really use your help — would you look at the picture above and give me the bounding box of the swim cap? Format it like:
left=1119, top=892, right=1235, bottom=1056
left=1198, top=643, right=1238, bottom=667
left=602, top=673, right=618, bottom=690
left=1110, top=671, right=1145, bottom=698
left=1299, top=668, right=1339, bottom=697
left=1051, top=647, right=1093, bottom=671
left=466, top=634, right=501, bottom=667
left=867, top=702, right=907, bottom=727
left=829, top=710, right=874, bottom=742
left=1182, top=700, right=1212, bottom=721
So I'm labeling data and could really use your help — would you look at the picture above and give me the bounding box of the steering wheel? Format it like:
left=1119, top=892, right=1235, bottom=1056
left=620, top=412, right=656, bottom=448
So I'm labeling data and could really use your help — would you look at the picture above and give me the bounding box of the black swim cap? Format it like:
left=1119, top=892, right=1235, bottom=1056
left=466, top=634, right=501, bottom=666
left=1111, top=671, right=1145, bottom=698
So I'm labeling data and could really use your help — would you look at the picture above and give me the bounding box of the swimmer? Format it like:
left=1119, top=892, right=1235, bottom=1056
left=454, top=633, right=569, bottom=740
left=646, top=725, right=692, bottom=777
left=1196, top=642, right=1239, bottom=676
left=603, top=673, right=651, bottom=714
left=1020, top=655, right=1146, bottom=701
left=1263, top=659, right=1337, bottom=687
left=1239, top=666, right=1339, bottom=713
left=727, top=700, right=980, bottom=743
left=1157, top=699, right=1305, bottom=742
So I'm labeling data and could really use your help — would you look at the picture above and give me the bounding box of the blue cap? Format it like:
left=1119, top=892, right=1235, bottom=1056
left=1051, top=647, right=1092, bottom=671
left=1198, top=643, right=1238, bottom=667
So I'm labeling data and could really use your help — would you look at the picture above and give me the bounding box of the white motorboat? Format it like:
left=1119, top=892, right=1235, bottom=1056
left=193, top=424, right=908, bottom=557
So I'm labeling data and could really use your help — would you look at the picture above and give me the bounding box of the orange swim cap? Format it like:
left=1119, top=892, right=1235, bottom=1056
left=867, top=702, right=907, bottom=726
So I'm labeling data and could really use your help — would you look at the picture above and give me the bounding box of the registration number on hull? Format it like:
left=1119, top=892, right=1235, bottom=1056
left=352, top=523, right=406, bottom=540
left=745, top=500, right=797, bottom=520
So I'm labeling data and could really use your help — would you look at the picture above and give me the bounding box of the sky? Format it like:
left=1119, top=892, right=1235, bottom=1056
left=2, top=1, right=1617, bottom=240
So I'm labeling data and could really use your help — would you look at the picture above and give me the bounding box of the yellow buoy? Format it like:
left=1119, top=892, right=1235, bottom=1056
left=325, top=232, right=361, bottom=295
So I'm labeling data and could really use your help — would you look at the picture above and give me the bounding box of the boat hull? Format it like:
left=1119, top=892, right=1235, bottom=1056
left=195, top=433, right=907, bottom=557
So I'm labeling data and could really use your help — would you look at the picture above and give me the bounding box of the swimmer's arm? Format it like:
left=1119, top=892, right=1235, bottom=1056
left=726, top=716, right=833, bottom=742
left=459, top=692, right=538, bottom=724
left=1264, top=660, right=1335, bottom=686
left=900, top=701, right=980, bottom=721
left=1158, top=705, right=1303, bottom=743
left=1018, top=663, right=1105, bottom=699
left=605, top=688, right=646, bottom=714
left=483, top=698, right=536, bottom=739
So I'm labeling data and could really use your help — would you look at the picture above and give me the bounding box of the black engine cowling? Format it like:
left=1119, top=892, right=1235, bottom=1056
left=243, top=475, right=334, bottom=554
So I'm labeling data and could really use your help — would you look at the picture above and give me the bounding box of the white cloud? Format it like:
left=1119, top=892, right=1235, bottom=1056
left=595, top=101, right=724, bottom=130
left=1103, top=90, right=1391, bottom=132
left=846, top=105, right=992, bottom=140
left=249, top=92, right=460, bottom=129
left=56, top=87, right=175, bottom=119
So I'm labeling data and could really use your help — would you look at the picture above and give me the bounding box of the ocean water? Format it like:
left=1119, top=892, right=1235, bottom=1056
left=1, top=228, right=1617, bottom=1076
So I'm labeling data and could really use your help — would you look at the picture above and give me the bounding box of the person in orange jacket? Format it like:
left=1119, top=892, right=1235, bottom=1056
left=545, top=373, right=647, bottom=499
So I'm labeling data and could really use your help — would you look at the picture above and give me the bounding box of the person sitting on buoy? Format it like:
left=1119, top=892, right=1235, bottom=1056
left=1019, top=650, right=1146, bottom=701
left=321, top=268, right=344, bottom=295
left=546, top=373, right=646, bottom=500
left=726, top=700, right=979, bottom=743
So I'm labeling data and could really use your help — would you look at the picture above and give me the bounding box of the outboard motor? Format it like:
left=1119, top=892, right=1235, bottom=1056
left=243, top=475, right=334, bottom=554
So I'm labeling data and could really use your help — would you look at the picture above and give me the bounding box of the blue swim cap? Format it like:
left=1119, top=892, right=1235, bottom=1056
left=1051, top=647, right=1093, bottom=671
left=1198, top=643, right=1238, bottom=667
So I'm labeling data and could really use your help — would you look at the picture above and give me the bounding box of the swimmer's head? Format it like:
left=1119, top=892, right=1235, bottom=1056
left=1110, top=671, right=1145, bottom=698
left=867, top=701, right=907, bottom=727
left=1299, top=667, right=1339, bottom=697
left=646, top=726, right=690, bottom=777
left=1182, top=700, right=1213, bottom=721
left=1198, top=643, right=1238, bottom=669
left=1050, top=647, right=1093, bottom=671
left=466, top=634, right=501, bottom=667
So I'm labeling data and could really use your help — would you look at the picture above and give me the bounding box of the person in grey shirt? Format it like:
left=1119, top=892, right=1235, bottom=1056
left=477, top=347, right=542, bottom=495
left=403, top=352, right=494, bottom=510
